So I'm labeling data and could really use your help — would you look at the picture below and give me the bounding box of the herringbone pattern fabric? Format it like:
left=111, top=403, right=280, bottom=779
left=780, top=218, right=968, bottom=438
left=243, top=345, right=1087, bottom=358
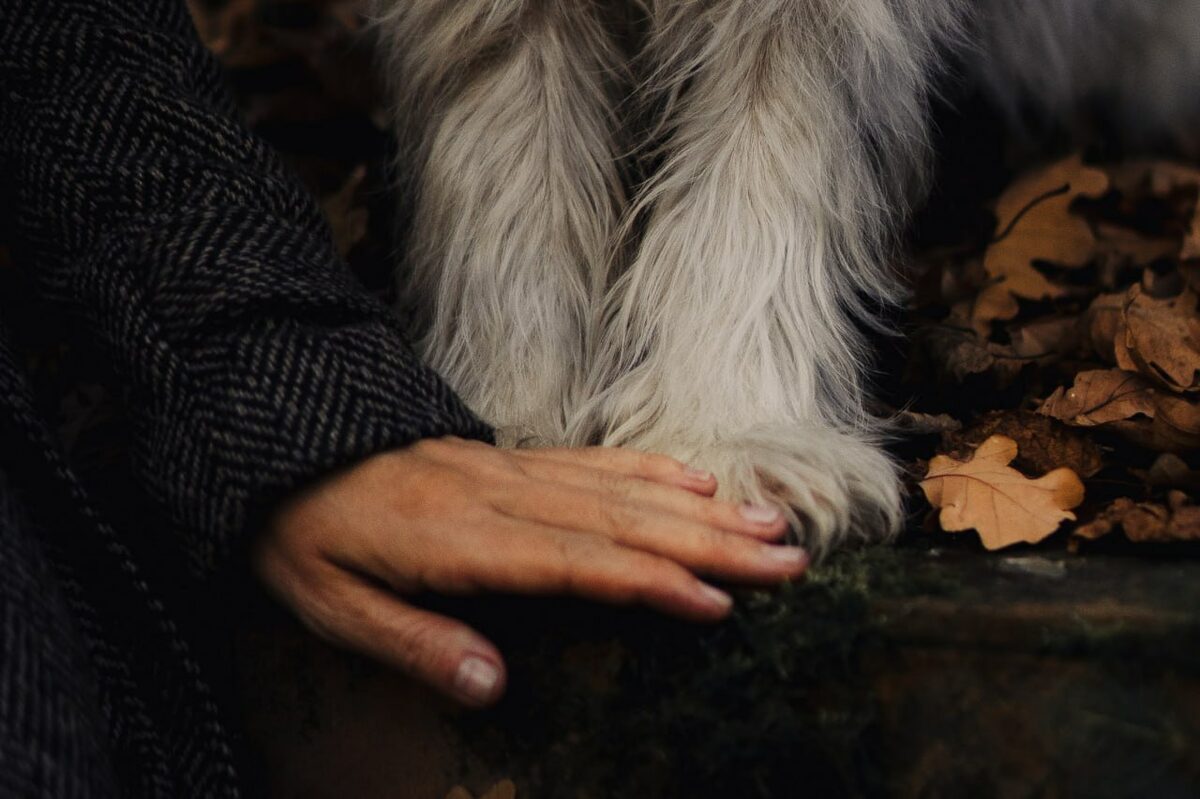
left=0, top=0, right=493, bottom=794
left=0, top=0, right=492, bottom=577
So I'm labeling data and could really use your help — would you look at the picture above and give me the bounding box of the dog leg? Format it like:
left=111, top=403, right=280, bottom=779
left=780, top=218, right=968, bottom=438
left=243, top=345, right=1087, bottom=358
left=574, top=0, right=964, bottom=554
left=370, top=0, right=628, bottom=445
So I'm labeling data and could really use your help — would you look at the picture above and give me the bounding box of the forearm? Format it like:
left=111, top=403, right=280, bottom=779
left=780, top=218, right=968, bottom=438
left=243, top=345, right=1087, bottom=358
left=0, top=0, right=492, bottom=577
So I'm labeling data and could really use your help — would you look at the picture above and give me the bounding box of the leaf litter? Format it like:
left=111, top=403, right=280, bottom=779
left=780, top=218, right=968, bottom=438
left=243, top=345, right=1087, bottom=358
left=185, top=2, right=1200, bottom=552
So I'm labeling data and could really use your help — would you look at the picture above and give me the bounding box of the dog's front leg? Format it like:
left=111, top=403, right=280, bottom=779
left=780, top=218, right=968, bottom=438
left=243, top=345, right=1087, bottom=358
left=371, top=1, right=628, bottom=445
left=575, top=0, right=964, bottom=553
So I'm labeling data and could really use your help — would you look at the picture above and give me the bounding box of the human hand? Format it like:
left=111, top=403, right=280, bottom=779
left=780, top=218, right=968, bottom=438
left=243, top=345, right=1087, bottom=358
left=253, top=436, right=808, bottom=708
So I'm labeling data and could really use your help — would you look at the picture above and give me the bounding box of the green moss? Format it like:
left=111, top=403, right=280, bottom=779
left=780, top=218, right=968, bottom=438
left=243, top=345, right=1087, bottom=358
left=439, top=546, right=943, bottom=798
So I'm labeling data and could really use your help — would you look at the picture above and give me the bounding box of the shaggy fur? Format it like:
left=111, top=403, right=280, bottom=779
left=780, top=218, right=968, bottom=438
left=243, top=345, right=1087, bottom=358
left=369, top=0, right=629, bottom=445
left=370, top=0, right=1200, bottom=555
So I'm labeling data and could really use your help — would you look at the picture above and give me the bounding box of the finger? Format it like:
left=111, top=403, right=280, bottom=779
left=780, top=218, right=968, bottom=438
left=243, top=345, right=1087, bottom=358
left=488, top=481, right=808, bottom=584
left=300, top=565, right=508, bottom=709
left=392, top=515, right=737, bottom=622
left=514, top=447, right=718, bottom=495
left=508, top=453, right=788, bottom=540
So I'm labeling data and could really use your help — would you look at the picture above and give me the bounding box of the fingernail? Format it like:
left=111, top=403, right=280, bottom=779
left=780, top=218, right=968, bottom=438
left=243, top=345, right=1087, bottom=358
left=684, top=465, right=714, bottom=481
left=698, top=583, right=733, bottom=611
left=740, top=502, right=782, bottom=524
left=454, top=656, right=501, bottom=705
left=761, top=546, right=809, bottom=570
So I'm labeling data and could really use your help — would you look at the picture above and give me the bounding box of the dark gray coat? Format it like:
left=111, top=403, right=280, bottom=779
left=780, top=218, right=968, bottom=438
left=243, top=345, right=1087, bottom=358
left=0, top=0, right=491, bottom=794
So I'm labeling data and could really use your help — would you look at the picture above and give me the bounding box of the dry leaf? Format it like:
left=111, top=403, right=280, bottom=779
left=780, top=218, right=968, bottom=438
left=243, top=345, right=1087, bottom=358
left=972, top=155, right=1110, bottom=332
left=941, top=410, right=1104, bottom=479
left=1114, top=284, right=1200, bottom=393
left=1183, top=205, right=1200, bottom=260
left=1039, top=369, right=1157, bottom=426
left=1038, top=369, right=1200, bottom=452
left=1007, top=314, right=1081, bottom=361
left=1133, top=453, right=1200, bottom=492
left=1095, top=223, right=1180, bottom=267
left=915, top=324, right=1045, bottom=385
left=1150, top=392, right=1200, bottom=449
left=945, top=407, right=1104, bottom=475
left=1075, top=493, right=1200, bottom=543
left=1082, top=291, right=1126, bottom=362
left=1111, top=162, right=1200, bottom=262
left=921, top=435, right=1085, bottom=550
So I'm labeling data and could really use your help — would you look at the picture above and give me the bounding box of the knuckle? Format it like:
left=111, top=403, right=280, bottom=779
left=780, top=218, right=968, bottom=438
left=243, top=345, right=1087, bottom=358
left=628, top=556, right=687, bottom=601
left=690, top=525, right=728, bottom=562
left=497, top=449, right=531, bottom=478
left=392, top=618, right=449, bottom=674
left=596, top=498, right=637, bottom=537
left=549, top=534, right=612, bottom=594
left=597, top=468, right=632, bottom=500
left=291, top=578, right=351, bottom=645
left=640, top=452, right=678, bottom=474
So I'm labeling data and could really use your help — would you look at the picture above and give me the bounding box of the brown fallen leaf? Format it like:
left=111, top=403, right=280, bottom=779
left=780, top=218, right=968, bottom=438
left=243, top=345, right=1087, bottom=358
left=1183, top=205, right=1200, bottom=260
left=1104, top=160, right=1200, bottom=198
left=941, top=410, right=1104, bottom=479
left=1120, top=162, right=1200, bottom=261
left=1081, top=291, right=1126, bottom=362
left=921, top=435, right=1085, bottom=550
left=1113, top=284, right=1200, bottom=394
left=1006, top=314, right=1082, bottom=364
left=972, top=155, right=1110, bottom=332
left=1095, top=223, right=1181, bottom=268
left=1038, top=368, right=1200, bottom=452
left=1075, top=492, right=1200, bottom=543
left=914, top=324, right=1048, bottom=386
left=1039, top=369, right=1157, bottom=427
left=1132, top=453, right=1200, bottom=492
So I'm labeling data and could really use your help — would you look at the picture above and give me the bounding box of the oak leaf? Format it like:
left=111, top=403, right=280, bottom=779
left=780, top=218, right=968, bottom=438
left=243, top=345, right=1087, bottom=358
left=915, top=324, right=1048, bottom=386
left=1110, top=161, right=1200, bottom=261
left=972, top=156, right=1110, bottom=332
left=1104, top=161, right=1200, bottom=261
left=1184, top=206, right=1200, bottom=260
left=1095, top=223, right=1180, bottom=267
left=1081, top=292, right=1126, bottom=362
left=1039, top=369, right=1157, bottom=427
left=1038, top=369, right=1200, bottom=452
left=1007, top=315, right=1081, bottom=361
left=941, top=410, right=1104, bottom=479
left=1134, top=453, right=1200, bottom=492
left=1075, top=493, right=1200, bottom=543
left=1114, top=284, right=1200, bottom=394
left=921, top=435, right=1085, bottom=550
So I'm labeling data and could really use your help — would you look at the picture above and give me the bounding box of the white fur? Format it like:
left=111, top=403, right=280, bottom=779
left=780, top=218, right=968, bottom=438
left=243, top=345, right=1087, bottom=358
left=372, top=0, right=1200, bottom=555
left=568, top=0, right=965, bottom=555
left=367, top=0, right=628, bottom=446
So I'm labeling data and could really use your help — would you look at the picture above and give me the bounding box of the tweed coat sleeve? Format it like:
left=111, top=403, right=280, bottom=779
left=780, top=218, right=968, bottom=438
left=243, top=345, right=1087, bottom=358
left=0, top=0, right=494, bottom=577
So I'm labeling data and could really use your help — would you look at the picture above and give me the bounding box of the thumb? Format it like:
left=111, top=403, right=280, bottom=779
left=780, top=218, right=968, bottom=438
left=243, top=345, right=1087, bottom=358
left=333, top=576, right=508, bottom=708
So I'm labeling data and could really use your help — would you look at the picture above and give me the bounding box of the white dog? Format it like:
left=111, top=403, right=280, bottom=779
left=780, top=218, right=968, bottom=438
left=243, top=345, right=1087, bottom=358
left=367, top=1, right=1200, bottom=555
